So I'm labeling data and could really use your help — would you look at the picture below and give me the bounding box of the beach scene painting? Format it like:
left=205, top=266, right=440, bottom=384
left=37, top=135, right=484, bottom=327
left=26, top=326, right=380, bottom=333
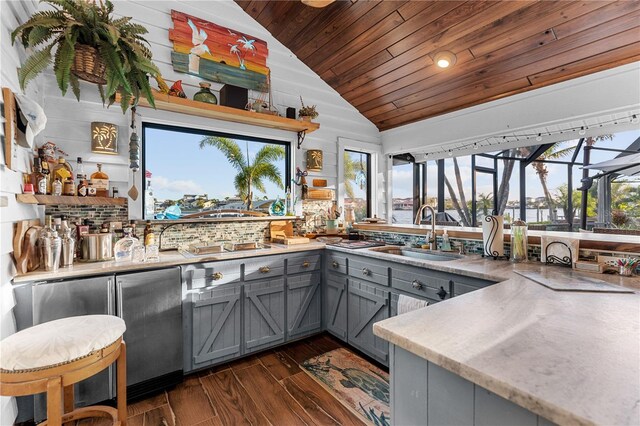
left=169, top=10, right=269, bottom=90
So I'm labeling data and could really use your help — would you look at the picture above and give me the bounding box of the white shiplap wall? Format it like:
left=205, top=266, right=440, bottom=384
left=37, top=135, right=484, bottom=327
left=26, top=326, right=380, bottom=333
left=1, top=1, right=41, bottom=423
left=38, top=0, right=382, bottom=218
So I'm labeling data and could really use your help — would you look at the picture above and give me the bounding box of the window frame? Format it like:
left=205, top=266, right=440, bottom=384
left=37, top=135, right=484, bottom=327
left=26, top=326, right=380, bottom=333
left=141, top=121, right=293, bottom=220
left=337, top=137, right=380, bottom=220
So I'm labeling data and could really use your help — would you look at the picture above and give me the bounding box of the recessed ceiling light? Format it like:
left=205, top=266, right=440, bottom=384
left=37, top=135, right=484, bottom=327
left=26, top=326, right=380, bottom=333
left=434, top=51, right=457, bottom=69
left=301, top=0, right=335, bottom=7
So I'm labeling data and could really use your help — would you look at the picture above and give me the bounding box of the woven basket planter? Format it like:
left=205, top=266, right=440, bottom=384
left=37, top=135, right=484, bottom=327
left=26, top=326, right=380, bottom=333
left=72, top=44, right=107, bottom=85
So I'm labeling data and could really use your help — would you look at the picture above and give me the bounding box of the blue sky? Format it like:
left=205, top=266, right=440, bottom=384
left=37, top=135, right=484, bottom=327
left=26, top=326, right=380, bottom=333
left=145, top=127, right=286, bottom=201
left=392, top=129, right=640, bottom=199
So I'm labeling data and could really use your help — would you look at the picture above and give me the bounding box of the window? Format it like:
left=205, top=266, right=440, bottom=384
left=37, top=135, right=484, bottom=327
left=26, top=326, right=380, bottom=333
left=343, top=150, right=371, bottom=221
left=391, top=154, right=416, bottom=224
left=143, top=123, right=291, bottom=219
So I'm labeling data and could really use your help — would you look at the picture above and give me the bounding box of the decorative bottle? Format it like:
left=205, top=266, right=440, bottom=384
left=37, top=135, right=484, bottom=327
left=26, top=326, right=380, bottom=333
left=510, top=219, right=528, bottom=263
left=90, top=163, right=110, bottom=197
left=193, top=82, right=218, bottom=105
left=114, top=226, right=139, bottom=263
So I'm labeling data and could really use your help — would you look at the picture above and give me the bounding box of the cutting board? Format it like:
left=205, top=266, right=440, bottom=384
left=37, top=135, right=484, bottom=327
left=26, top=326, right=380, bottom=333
left=16, top=226, right=41, bottom=274
left=515, top=270, right=634, bottom=293
left=13, top=219, right=40, bottom=258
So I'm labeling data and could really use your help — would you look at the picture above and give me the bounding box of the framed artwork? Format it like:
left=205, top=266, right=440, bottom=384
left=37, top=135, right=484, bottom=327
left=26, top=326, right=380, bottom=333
left=306, top=149, right=323, bottom=171
left=169, top=10, right=269, bottom=91
left=91, top=122, right=119, bottom=154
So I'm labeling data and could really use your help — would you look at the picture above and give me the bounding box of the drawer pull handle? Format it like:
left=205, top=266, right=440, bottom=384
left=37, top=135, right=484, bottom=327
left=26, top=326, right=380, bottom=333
left=332, top=261, right=340, bottom=269
left=437, top=286, right=448, bottom=300
left=302, top=261, right=310, bottom=268
left=211, top=272, right=223, bottom=281
left=412, top=280, right=423, bottom=290
left=259, top=266, right=271, bottom=274
left=362, top=268, right=371, bottom=276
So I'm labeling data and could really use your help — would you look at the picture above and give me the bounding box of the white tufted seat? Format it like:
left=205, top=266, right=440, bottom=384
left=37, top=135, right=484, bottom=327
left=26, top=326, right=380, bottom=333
left=0, top=315, right=126, bottom=372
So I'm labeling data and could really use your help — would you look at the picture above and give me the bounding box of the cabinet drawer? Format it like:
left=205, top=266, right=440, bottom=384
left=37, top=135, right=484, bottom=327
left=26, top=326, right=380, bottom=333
left=326, top=251, right=347, bottom=275
left=182, top=261, right=242, bottom=289
left=392, top=277, right=444, bottom=300
left=392, top=265, right=452, bottom=301
left=244, top=255, right=285, bottom=281
left=287, top=252, right=321, bottom=275
left=348, top=256, right=389, bottom=286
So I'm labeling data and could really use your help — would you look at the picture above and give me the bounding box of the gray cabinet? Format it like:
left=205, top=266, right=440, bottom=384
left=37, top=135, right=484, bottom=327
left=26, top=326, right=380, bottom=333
left=186, top=283, right=241, bottom=372
left=347, top=279, right=389, bottom=364
left=324, top=272, right=348, bottom=340
left=116, top=268, right=182, bottom=391
left=287, top=252, right=321, bottom=275
left=244, top=278, right=285, bottom=353
left=244, top=255, right=285, bottom=281
left=348, top=256, right=389, bottom=286
left=287, top=271, right=322, bottom=339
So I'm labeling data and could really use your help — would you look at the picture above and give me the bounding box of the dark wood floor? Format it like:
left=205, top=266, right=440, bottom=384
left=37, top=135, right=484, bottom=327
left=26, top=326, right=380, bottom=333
left=121, top=333, right=369, bottom=426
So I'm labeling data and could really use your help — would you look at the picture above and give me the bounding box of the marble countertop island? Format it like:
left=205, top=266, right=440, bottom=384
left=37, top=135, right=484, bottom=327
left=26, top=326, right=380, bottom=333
left=356, top=247, right=640, bottom=425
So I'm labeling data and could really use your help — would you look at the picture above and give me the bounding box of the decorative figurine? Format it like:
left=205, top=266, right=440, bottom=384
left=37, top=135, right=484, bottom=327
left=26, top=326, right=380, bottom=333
left=168, top=80, right=187, bottom=98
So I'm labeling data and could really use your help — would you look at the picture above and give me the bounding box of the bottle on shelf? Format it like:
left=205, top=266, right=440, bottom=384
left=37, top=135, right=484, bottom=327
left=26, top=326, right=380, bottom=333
left=143, top=220, right=155, bottom=246
left=39, top=152, right=52, bottom=194
left=52, top=177, right=63, bottom=196
left=63, top=177, right=75, bottom=196
left=87, top=182, right=97, bottom=196
left=143, top=220, right=159, bottom=262
left=33, top=158, right=48, bottom=195
left=90, top=163, right=109, bottom=197
left=144, top=180, right=154, bottom=218
left=75, top=157, right=85, bottom=183
left=52, top=158, right=73, bottom=186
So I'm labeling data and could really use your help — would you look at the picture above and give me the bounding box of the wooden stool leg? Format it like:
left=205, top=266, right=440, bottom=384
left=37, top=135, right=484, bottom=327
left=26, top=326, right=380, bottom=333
left=117, top=342, right=127, bottom=426
left=63, top=384, right=74, bottom=413
left=47, top=376, right=62, bottom=426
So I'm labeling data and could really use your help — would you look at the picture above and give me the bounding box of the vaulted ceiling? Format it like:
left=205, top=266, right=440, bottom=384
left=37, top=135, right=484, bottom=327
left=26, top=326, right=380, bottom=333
left=235, top=0, right=640, bottom=131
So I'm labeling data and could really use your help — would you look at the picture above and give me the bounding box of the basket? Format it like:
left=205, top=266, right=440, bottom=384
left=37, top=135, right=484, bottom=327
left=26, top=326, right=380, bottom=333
left=72, top=44, right=107, bottom=84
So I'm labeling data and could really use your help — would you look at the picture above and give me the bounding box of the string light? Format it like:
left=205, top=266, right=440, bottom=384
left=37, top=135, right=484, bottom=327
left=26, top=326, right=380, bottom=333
left=418, top=114, right=638, bottom=158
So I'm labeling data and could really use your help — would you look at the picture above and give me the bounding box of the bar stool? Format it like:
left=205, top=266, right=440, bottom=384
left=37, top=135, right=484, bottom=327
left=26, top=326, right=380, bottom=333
left=0, top=315, right=127, bottom=426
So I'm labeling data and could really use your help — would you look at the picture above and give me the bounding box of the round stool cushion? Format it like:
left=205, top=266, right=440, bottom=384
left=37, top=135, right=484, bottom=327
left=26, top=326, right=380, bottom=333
left=0, top=315, right=126, bottom=372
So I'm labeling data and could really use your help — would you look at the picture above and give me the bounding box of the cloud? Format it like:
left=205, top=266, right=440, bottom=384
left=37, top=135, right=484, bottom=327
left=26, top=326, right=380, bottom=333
left=151, top=175, right=205, bottom=197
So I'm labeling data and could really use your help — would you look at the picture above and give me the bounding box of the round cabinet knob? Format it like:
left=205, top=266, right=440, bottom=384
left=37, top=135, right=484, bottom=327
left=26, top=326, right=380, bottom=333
left=332, top=261, right=340, bottom=269
left=362, top=268, right=371, bottom=276
left=259, top=266, right=271, bottom=274
left=411, top=280, right=423, bottom=290
left=211, top=272, right=223, bottom=281
left=302, top=261, right=310, bottom=268
left=437, top=286, right=448, bottom=300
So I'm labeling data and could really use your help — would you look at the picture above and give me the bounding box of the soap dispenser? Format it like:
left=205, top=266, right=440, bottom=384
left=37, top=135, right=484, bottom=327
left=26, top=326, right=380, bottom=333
left=441, top=229, right=452, bottom=251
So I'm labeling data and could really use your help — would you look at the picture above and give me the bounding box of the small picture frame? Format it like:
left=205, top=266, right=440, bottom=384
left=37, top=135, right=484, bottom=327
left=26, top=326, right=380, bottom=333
left=306, top=149, right=322, bottom=172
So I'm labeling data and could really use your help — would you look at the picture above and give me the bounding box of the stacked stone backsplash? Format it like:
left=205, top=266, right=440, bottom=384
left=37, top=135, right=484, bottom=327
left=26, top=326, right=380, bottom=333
left=48, top=200, right=336, bottom=250
left=45, top=203, right=128, bottom=229
left=358, top=230, right=638, bottom=262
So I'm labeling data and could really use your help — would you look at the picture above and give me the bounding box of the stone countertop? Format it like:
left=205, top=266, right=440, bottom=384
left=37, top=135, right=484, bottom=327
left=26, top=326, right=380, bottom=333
left=332, top=246, right=640, bottom=425
left=12, top=242, right=326, bottom=284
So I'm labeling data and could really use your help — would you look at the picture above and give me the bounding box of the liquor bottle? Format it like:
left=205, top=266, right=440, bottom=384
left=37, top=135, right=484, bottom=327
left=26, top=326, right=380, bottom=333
left=52, top=158, right=73, bottom=185
left=33, top=158, right=47, bottom=195
left=145, top=180, right=154, bottom=219
left=75, top=157, right=85, bottom=184
left=90, top=163, right=109, bottom=197
left=114, top=226, right=139, bottom=263
left=41, top=158, right=51, bottom=194
left=143, top=220, right=155, bottom=246
left=63, top=177, right=75, bottom=196
left=52, top=177, right=63, bottom=196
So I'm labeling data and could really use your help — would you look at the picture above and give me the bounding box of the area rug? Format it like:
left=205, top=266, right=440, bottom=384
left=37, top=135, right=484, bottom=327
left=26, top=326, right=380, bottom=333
left=302, top=348, right=390, bottom=426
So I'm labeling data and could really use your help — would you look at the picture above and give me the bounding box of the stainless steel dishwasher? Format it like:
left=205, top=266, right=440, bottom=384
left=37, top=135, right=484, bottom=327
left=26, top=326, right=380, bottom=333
left=116, top=267, right=183, bottom=399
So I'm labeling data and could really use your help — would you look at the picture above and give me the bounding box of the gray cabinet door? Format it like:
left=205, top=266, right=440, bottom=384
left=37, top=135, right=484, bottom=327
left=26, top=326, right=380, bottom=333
left=187, top=283, right=242, bottom=372
left=287, top=272, right=321, bottom=340
left=244, top=278, right=285, bottom=353
left=347, top=279, right=389, bottom=364
left=31, top=276, right=115, bottom=421
left=324, top=272, right=347, bottom=341
left=116, top=268, right=182, bottom=387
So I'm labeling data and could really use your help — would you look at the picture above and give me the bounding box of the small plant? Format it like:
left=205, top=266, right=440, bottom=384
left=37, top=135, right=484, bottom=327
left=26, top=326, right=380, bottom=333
left=11, top=0, right=160, bottom=112
left=611, top=209, right=630, bottom=227
left=299, top=96, right=318, bottom=119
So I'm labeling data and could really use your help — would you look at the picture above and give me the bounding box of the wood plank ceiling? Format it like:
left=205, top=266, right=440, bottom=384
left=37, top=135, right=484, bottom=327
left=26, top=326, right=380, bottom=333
left=235, top=0, right=640, bottom=131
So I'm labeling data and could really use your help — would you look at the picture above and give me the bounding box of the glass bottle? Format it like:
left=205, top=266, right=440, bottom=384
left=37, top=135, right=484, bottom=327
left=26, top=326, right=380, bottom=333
left=90, top=163, right=110, bottom=197
left=41, top=158, right=51, bottom=194
left=52, top=158, right=73, bottom=184
left=510, top=219, right=528, bottom=263
left=193, top=82, right=218, bottom=105
left=145, top=180, right=155, bottom=219
left=33, top=158, right=47, bottom=195
left=63, top=177, right=76, bottom=196
left=114, top=226, right=139, bottom=262
left=143, top=220, right=155, bottom=247
left=87, top=182, right=97, bottom=196
left=52, top=177, right=63, bottom=196
left=75, top=157, right=85, bottom=184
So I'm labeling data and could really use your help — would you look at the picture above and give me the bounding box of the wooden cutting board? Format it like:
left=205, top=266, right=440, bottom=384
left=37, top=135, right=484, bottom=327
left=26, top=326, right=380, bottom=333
left=16, top=226, right=41, bottom=274
left=515, top=270, right=634, bottom=293
left=13, top=219, right=40, bottom=258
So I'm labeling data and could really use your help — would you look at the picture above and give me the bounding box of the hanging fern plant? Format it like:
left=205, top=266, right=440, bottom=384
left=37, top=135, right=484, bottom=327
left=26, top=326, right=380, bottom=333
left=11, top=0, right=159, bottom=112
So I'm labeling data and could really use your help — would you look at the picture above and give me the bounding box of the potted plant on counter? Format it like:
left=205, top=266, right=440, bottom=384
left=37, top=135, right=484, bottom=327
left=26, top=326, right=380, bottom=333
left=12, top=0, right=160, bottom=112
left=299, top=96, right=318, bottom=122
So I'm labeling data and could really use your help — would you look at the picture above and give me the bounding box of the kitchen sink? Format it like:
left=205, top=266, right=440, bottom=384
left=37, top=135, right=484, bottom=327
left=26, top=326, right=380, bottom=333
left=370, top=246, right=464, bottom=261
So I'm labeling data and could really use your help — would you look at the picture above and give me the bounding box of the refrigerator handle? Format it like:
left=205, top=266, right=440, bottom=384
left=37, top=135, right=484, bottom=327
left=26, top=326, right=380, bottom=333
left=107, top=278, right=114, bottom=316
left=116, top=280, right=123, bottom=317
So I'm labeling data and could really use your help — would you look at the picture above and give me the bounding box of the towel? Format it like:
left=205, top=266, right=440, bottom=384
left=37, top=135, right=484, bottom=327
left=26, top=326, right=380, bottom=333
left=398, top=294, right=429, bottom=315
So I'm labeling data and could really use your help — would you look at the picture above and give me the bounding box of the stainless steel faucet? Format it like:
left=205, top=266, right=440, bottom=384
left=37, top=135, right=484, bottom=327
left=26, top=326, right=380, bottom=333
left=415, top=204, right=436, bottom=250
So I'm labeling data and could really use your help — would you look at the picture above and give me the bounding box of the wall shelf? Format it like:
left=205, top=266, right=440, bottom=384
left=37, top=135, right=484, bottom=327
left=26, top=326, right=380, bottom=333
left=121, top=90, right=320, bottom=134
left=16, top=194, right=127, bottom=206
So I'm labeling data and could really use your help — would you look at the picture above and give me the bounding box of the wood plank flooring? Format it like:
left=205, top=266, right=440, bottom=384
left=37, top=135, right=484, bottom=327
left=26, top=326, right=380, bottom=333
left=124, top=334, right=369, bottom=426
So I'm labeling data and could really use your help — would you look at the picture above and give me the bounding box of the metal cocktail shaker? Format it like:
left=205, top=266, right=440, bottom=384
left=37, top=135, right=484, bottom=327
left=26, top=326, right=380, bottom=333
left=61, top=230, right=75, bottom=267
left=42, top=235, right=62, bottom=271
